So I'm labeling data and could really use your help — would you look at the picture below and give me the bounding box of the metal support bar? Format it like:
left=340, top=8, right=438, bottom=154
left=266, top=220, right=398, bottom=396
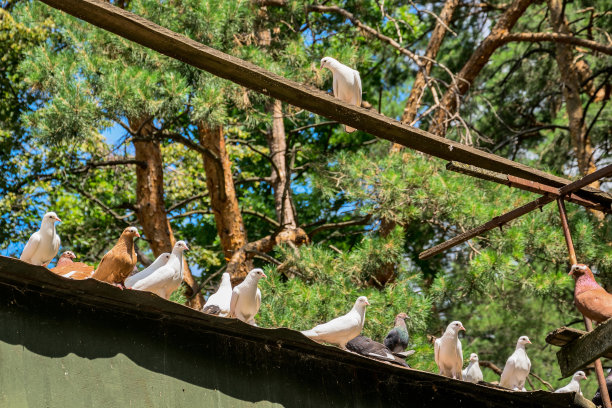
left=420, top=164, right=612, bottom=260
left=447, top=162, right=611, bottom=213
left=419, top=195, right=554, bottom=260
left=557, top=198, right=611, bottom=408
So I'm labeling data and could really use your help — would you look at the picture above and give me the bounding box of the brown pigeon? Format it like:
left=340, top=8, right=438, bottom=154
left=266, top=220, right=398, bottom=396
left=50, top=251, right=76, bottom=272
left=570, top=264, right=612, bottom=324
left=51, top=251, right=95, bottom=278
left=91, top=227, right=140, bottom=286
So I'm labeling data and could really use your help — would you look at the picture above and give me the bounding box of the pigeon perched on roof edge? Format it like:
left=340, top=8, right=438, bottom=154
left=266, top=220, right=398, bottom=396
left=229, top=268, right=266, bottom=325
left=301, top=296, right=369, bottom=350
left=499, top=336, right=531, bottom=391
left=434, top=321, right=465, bottom=380
left=20, top=212, right=61, bottom=267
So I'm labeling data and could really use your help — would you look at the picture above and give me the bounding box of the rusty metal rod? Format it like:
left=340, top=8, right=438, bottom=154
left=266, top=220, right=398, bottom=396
left=557, top=198, right=611, bottom=408
left=418, top=195, right=555, bottom=259
left=421, top=165, right=612, bottom=260
left=447, top=162, right=610, bottom=213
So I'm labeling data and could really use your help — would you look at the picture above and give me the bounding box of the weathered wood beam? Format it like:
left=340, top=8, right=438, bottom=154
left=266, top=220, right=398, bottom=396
left=37, top=0, right=612, bottom=208
left=420, top=164, right=612, bottom=259
left=546, top=326, right=612, bottom=359
left=447, top=162, right=611, bottom=213
left=556, top=318, right=612, bottom=377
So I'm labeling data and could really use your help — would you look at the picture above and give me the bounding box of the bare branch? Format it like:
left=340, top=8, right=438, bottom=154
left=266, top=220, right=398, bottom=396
left=309, top=215, right=372, bottom=237
left=167, top=193, right=208, bottom=213
left=502, top=32, right=612, bottom=55
left=241, top=208, right=281, bottom=228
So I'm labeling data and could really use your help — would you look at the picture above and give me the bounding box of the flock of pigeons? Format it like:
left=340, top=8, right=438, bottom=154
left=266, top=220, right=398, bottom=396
left=15, top=63, right=612, bottom=397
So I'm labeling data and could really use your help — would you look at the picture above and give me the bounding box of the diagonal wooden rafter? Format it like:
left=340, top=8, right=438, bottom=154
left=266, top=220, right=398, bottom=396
left=37, top=0, right=612, bottom=209
left=419, top=164, right=612, bottom=260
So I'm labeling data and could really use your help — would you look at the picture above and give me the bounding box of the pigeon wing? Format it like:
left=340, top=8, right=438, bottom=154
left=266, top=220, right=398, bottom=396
left=434, top=337, right=441, bottom=367
left=455, top=337, right=464, bottom=371
left=255, top=287, right=261, bottom=314
left=499, top=354, right=517, bottom=388
left=229, top=287, right=240, bottom=318
left=351, top=70, right=362, bottom=107
left=131, top=265, right=173, bottom=292
left=20, top=232, right=41, bottom=262
left=332, top=74, right=338, bottom=98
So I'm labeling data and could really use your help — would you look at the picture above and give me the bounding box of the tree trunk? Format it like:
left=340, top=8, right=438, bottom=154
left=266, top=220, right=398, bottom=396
left=197, top=123, right=251, bottom=282
left=267, top=99, right=298, bottom=228
left=390, top=0, right=459, bottom=153
left=547, top=0, right=603, bottom=220
left=130, top=117, right=204, bottom=309
left=429, top=0, right=533, bottom=137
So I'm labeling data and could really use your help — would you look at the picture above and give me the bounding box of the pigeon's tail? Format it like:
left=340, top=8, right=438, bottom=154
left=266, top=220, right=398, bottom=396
left=345, top=125, right=356, bottom=133
left=301, top=329, right=320, bottom=340
left=203, top=305, right=222, bottom=316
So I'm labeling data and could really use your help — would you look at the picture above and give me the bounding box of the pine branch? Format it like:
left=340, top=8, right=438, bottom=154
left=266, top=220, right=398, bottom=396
left=308, top=215, right=372, bottom=237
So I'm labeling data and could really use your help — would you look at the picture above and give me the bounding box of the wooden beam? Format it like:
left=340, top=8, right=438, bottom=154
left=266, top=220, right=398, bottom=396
left=447, top=162, right=611, bottom=213
left=556, top=318, right=612, bottom=377
left=420, top=165, right=612, bottom=259
left=38, top=0, right=612, bottom=209
left=546, top=326, right=612, bottom=359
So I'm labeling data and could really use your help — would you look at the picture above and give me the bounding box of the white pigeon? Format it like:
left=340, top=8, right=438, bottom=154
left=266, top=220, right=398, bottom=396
left=462, top=352, right=483, bottom=383
left=434, top=321, right=465, bottom=379
left=130, top=241, right=189, bottom=299
left=499, top=336, right=532, bottom=391
left=203, top=272, right=233, bottom=317
left=229, top=268, right=267, bottom=325
left=301, top=296, right=370, bottom=349
left=20, top=212, right=62, bottom=266
left=320, top=56, right=362, bottom=133
left=555, top=371, right=587, bottom=395
left=125, top=252, right=171, bottom=288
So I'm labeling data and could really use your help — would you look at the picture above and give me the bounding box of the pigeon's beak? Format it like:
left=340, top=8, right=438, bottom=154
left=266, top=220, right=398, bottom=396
left=365, top=300, right=370, bottom=306
left=135, top=231, right=141, bottom=238
left=55, top=216, right=62, bottom=222
left=184, top=244, right=190, bottom=251
left=262, top=272, right=267, bottom=278
left=320, top=61, right=323, bottom=69
left=526, top=339, right=532, bottom=344
left=460, top=325, right=466, bottom=331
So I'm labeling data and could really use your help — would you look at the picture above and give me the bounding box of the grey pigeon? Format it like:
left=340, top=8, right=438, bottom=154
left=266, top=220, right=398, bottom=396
left=20, top=212, right=61, bottom=266
left=499, top=336, right=531, bottom=391
left=320, top=57, right=362, bottom=133
left=203, top=272, right=233, bottom=317
left=555, top=371, right=587, bottom=395
left=434, top=321, right=465, bottom=379
left=462, top=353, right=483, bottom=383
left=346, top=335, right=409, bottom=367
left=384, top=312, right=409, bottom=353
left=301, top=296, right=369, bottom=349
left=592, top=370, right=612, bottom=406
left=229, top=268, right=266, bottom=325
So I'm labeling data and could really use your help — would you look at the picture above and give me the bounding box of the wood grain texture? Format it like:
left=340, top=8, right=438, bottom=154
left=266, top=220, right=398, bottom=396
left=37, top=0, right=612, bottom=209
left=556, top=318, right=612, bottom=377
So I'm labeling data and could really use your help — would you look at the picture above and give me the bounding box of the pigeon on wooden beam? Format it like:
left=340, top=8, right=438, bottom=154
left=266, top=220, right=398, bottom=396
left=91, top=227, right=140, bottom=287
left=51, top=251, right=95, bottom=278
left=499, top=336, right=531, bottom=391
left=555, top=371, right=587, bottom=395
left=320, top=57, right=362, bottom=133
left=203, top=272, right=233, bottom=316
left=130, top=241, right=189, bottom=300
left=569, top=264, right=612, bottom=324
left=592, top=370, right=612, bottom=406
left=434, top=321, right=465, bottom=380
left=346, top=335, right=409, bottom=367
left=20, top=212, right=61, bottom=267
left=125, top=252, right=171, bottom=288
left=384, top=312, right=410, bottom=356
left=462, top=353, right=483, bottom=383
left=301, top=296, right=370, bottom=350
left=229, top=268, right=266, bottom=325
left=52, top=251, right=76, bottom=270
